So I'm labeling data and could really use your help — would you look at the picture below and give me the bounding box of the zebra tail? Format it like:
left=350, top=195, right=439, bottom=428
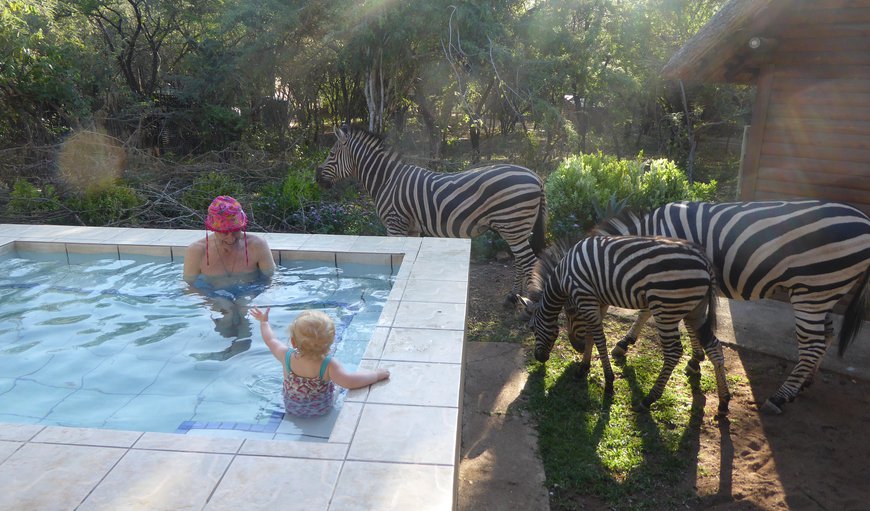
left=531, top=194, right=548, bottom=256
left=838, top=268, right=870, bottom=357
left=697, top=281, right=718, bottom=346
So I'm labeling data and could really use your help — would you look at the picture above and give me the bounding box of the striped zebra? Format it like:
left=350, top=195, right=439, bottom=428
left=594, top=200, right=870, bottom=414
left=315, top=125, right=547, bottom=299
left=518, top=236, right=731, bottom=415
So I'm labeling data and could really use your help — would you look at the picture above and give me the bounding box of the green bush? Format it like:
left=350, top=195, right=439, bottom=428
left=252, top=149, right=329, bottom=230
left=182, top=172, right=244, bottom=213
left=70, top=184, right=143, bottom=226
left=546, top=152, right=717, bottom=240
left=290, top=201, right=385, bottom=236
left=7, top=179, right=63, bottom=216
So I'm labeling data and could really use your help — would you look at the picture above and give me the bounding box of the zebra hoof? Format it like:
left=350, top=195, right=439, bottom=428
left=611, top=346, right=626, bottom=361
left=760, top=399, right=783, bottom=415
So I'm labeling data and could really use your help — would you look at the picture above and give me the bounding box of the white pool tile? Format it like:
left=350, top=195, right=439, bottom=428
left=302, top=234, right=359, bottom=251
left=393, top=301, right=467, bottom=330
left=0, top=423, right=43, bottom=442
left=362, top=327, right=390, bottom=360
left=32, top=426, right=140, bottom=447
left=79, top=449, right=232, bottom=510
left=408, top=259, right=470, bottom=280
left=402, top=278, right=468, bottom=303
left=134, top=431, right=243, bottom=453
left=368, top=361, right=462, bottom=407
left=0, top=443, right=125, bottom=511
left=350, top=236, right=408, bottom=252
left=331, top=461, right=454, bottom=511
left=258, top=232, right=310, bottom=250
left=240, top=437, right=348, bottom=459
left=348, top=403, right=458, bottom=465
left=328, top=401, right=363, bottom=444
left=381, top=327, right=465, bottom=364
left=205, top=456, right=342, bottom=511
left=0, top=440, right=21, bottom=463
left=117, top=244, right=173, bottom=258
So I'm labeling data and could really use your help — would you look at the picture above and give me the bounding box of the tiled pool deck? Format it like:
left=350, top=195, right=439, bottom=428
left=0, top=224, right=470, bottom=510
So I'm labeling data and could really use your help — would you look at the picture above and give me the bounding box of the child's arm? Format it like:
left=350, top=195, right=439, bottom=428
left=249, top=307, right=287, bottom=363
left=326, top=360, right=390, bottom=390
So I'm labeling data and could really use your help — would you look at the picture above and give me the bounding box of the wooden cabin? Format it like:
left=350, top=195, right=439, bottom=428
left=662, top=0, right=870, bottom=212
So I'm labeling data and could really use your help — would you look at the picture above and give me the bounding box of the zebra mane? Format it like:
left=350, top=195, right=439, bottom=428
left=343, top=125, right=401, bottom=157
left=528, top=237, right=576, bottom=301
left=592, top=207, right=644, bottom=236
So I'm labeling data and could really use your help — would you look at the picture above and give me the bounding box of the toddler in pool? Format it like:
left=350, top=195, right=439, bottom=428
left=249, top=307, right=390, bottom=417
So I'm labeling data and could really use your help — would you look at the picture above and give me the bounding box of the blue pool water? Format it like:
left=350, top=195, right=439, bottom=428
left=0, top=250, right=393, bottom=441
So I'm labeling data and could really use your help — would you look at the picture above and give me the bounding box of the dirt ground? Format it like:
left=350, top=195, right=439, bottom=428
left=461, top=260, right=870, bottom=511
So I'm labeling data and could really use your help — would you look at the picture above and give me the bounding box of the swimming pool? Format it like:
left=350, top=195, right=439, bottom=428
left=0, top=247, right=393, bottom=441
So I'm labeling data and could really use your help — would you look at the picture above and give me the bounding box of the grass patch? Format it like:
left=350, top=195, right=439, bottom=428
left=526, top=314, right=720, bottom=510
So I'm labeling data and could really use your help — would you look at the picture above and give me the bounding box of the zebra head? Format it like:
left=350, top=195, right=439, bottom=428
left=315, top=125, right=355, bottom=189
left=517, top=295, right=559, bottom=362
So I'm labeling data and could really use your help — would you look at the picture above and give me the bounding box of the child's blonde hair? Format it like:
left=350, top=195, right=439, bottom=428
left=289, top=310, right=335, bottom=359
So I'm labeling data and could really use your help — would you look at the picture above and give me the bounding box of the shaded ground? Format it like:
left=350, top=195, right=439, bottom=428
left=460, top=260, right=870, bottom=511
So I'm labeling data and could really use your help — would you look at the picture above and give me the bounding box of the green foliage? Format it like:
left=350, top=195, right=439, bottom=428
left=69, top=184, right=143, bottom=226
left=6, top=179, right=63, bottom=216
left=546, top=152, right=717, bottom=240
left=290, top=202, right=385, bottom=236
left=182, top=172, right=245, bottom=213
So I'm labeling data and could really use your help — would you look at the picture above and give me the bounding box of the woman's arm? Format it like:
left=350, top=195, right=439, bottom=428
left=326, top=360, right=390, bottom=390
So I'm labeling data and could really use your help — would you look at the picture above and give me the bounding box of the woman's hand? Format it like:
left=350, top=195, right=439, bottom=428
left=249, top=306, right=270, bottom=323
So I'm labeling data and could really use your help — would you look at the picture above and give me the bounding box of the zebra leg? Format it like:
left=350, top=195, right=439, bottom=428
left=503, top=237, right=537, bottom=302
left=565, top=307, right=593, bottom=380
left=801, top=315, right=835, bottom=392
left=761, top=309, right=829, bottom=415
left=682, top=300, right=731, bottom=417
left=684, top=332, right=706, bottom=376
left=588, top=320, right=615, bottom=396
left=634, top=322, right=683, bottom=412
left=612, top=309, right=651, bottom=360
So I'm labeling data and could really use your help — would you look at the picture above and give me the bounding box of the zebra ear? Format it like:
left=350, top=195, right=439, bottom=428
left=334, top=124, right=349, bottom=144
left=516, top=295, right=535, bottom=322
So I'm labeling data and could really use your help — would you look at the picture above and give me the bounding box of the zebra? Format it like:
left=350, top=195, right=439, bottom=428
left=594, top=200, right=870, bottom=414
left=518, top=235, right=731, bottom=416
left=315, top=125, right=547, bottom=299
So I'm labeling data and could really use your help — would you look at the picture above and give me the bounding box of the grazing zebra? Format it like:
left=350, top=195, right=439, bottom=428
left=518, top=236, right=731, bottom=416
left=594, top=200, right=870, bottom=414
left=315, top=125, right=547, bottom=299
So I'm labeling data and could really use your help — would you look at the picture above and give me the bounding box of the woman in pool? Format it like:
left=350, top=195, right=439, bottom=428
left=183, top=195, right=276, bottom=287
left=183, top=195, right=276, bottom=343
left=249, top=306, right=390, bottom=417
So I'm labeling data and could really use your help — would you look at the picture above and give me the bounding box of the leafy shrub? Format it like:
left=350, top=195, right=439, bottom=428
left=290, top=202, right=385, bottom=236
left=70, top=184, right=143, bottom=225
left=252, top=150, right=326, bottom=229
left=546, top=152, right=717, bottom=240
left=6, top=179, right=63, bottom=216
left=182, top=172, right=244, bottom=213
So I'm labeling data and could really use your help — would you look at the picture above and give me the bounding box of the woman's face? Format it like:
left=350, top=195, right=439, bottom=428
left=214, top=230, right=242, bottom=246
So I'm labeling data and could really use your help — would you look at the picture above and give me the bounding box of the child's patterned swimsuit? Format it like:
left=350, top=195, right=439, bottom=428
left=282, top=348, right=335, bottom=417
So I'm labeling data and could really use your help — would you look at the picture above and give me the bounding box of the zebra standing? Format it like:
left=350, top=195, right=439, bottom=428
left=315, top=125, right=547, bottom=299
left=594, top=200, right=870, bottom=414
left=518, top=236, right=731, bottom=416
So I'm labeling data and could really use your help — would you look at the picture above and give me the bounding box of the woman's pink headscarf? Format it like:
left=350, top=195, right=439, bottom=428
left=204, top=195, right=248, bottom=266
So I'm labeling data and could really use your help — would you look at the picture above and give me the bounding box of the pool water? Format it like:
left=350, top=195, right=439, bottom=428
left=0, top=250, right=393, bottom=441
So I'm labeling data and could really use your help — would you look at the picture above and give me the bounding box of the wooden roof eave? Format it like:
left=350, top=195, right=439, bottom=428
left=661, top=0, right=794, bottom=84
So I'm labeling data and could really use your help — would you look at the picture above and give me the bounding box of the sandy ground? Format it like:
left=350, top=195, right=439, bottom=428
left=459, top=261, right=870, bottom=511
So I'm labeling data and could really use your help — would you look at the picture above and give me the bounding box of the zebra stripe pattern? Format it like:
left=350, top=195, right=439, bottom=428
left=519, top=236, right=731, bottom=415
left=594, top=200, right=870, bottom=414
left=316, top=125, right=547, bottom=297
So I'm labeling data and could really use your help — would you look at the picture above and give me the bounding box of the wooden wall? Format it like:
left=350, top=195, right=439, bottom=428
left=739, top=1, right=870, bottom=213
